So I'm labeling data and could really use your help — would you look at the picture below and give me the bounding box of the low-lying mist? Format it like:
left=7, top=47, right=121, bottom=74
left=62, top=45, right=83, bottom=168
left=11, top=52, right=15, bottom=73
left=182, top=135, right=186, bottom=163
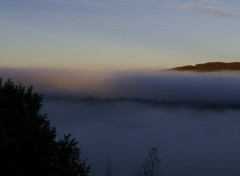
left=1, top=68, right=240, bottom=104
left=43, top=100, right=240, bottom=176
left=2, top=68, right=240, bottom=176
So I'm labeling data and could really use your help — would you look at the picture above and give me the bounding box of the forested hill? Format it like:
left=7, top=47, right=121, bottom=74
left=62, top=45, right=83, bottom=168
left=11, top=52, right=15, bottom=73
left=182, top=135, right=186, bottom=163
left=172, top=62, right=240, bottom=72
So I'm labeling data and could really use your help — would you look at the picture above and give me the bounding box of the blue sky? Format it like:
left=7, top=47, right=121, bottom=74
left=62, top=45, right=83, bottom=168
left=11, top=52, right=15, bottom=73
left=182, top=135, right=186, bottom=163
left=1, top=0, right=240, bottom=70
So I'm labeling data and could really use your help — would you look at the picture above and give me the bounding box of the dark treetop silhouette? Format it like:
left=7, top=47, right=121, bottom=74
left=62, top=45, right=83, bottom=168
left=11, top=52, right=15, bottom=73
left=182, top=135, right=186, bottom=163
left=0, top=79, right=90, bottom=176
left=172, top=62, right=240, bottom=72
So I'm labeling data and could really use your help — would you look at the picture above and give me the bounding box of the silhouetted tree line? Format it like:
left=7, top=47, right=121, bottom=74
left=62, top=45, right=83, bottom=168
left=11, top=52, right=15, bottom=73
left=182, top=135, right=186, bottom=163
left=0, top=79, right=90, bottom=176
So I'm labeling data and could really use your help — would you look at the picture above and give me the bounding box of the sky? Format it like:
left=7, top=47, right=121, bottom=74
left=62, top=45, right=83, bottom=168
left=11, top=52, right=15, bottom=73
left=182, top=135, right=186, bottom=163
left=1, top=0, right=240, bottom=70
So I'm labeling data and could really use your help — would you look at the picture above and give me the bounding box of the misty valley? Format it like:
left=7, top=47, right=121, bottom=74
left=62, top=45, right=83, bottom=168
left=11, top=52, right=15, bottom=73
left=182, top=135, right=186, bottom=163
left=2, top=0, right=240, bottom=173
left=39, top=70, right=240, bottom=176
left=43, top=97, right=240, bottom=176
left=2, top=68, right=240, bottom=176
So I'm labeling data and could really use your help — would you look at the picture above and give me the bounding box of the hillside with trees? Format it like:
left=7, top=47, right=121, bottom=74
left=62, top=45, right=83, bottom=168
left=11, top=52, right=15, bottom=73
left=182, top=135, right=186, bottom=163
left=172, top=62, right=240, bottom=72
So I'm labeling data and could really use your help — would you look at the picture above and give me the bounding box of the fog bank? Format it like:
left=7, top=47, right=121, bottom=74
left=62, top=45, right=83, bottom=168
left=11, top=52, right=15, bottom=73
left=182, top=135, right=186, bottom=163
left=43, top=100, right=240, bottom=176
left=2, top=67, right=240, bottom=175
left=2, top=68, right=240, bottom=104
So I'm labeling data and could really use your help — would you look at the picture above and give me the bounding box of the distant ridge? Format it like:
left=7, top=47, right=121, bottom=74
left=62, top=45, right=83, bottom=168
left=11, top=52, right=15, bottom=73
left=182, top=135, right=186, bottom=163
left=45, top=95, right=240, bottom=111
left=172, top=62, right=240, bottom=72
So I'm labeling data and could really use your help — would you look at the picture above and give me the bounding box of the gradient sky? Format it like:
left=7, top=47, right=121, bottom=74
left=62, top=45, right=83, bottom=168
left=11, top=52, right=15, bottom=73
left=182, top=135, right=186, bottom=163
left=1, top=0, right=240, bottom=70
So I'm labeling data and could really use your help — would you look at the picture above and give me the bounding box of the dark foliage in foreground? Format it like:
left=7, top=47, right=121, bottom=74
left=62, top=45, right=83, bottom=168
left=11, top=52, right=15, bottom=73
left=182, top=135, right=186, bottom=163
left=136, top=147, right=161, bottom=176
left=0, top=79, right=90, bottom=176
